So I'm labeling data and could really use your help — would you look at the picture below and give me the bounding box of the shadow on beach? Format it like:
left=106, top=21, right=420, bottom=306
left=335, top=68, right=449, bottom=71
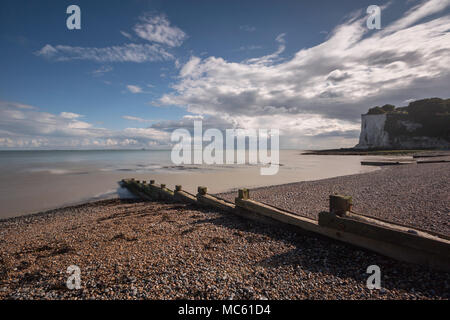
left=190, top=204, right=450, bottom=298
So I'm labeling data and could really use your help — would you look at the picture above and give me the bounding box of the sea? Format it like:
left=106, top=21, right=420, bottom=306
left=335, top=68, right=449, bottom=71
left=0, top=149, right=380, bottom=219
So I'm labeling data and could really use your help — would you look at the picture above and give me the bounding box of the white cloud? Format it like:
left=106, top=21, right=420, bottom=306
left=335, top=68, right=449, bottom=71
left=157, top=0, right=450, bottom=147
left=60, top=112, right=83, bottom=119
left=275, top=33, right=286, bottom=44
left=150, top=113, right=359, bottom=149
left=0, top=101, right=171, bottom=149
left=36, top=43, right=173, bottom=63
left=383, top=0, right=450, bottom=33
left=36, top=14, right=185, bottom=64
left=37, top=44, right=57, bottom=56
left=133, top=13, right=187, bottom=47
left=179, top=56, right=202, bottom=78
left=0, top=102, right=98, bottom=139
left=126, top=85, right=143, bottom=94
left=183, top=115, right=204, bottom=120
left=122, top=115, right=158, bottom=123
left=91, top=65, right=113, bottom=76
left=9, top=1, right=450, bottom=149
left=120, top=30, right=133, bottom=40
left=236, top=45, right=263, bottom=52
left=240, top=25, right=256, bottom=32
left=0, top=101, right=36, bottom=110
left=244, top=33, right=286, bottom=65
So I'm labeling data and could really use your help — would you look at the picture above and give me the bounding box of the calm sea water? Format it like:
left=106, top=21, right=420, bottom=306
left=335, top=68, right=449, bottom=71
left=0, top=150, right=380, bottom=218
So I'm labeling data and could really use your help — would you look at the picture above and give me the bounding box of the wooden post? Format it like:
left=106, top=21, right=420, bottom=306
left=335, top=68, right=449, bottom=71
left=198, top=186, right=207, bottom=195
left=329, top=194, right=352, bottom=216
left=238, top=188, right=249, bottom=200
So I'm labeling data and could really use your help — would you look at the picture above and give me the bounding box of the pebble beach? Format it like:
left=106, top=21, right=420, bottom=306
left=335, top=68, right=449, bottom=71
left=219, top=162, right=450, bottom=236
left=0, top=162, right=449, bottom=300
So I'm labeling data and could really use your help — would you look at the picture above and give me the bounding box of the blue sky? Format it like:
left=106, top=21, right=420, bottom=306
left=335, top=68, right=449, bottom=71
left=0, top=0, right=449, bottom=149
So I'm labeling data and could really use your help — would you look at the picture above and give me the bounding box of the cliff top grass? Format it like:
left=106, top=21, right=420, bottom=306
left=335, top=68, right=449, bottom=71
left=364, top=98, right=450, bottom=141
left=366, top=97, right=450, bottom=116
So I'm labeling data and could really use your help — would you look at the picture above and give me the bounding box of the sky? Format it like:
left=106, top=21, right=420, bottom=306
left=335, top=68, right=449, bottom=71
left=0, top=0, right=449, bottom=150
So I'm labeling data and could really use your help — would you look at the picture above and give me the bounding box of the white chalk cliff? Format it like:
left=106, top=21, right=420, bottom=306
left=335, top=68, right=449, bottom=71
left=355, top=114, right=390, bottom=149
left=354, top=101, right=450, bottom=150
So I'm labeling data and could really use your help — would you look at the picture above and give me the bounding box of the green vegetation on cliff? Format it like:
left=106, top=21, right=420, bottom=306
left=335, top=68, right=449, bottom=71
left=367, top=98, right=450, bottom=141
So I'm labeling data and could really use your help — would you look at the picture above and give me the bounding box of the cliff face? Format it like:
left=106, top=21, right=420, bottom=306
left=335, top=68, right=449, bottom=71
left=355, top=98, right=450, bottom=149
left=356, top=114, right=390, bottom=149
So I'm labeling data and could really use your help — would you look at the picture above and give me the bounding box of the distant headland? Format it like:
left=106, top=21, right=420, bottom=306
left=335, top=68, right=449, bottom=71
left=305, top=98, right=450, bottom=155
left=355, top=98, right=450, bottom=150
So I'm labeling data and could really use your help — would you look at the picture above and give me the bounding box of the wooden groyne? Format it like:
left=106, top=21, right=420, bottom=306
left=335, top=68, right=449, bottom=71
left=361, top=159, right=450, bottom=166
left=413, top=154, right=450, bottom=158
left=120, top=178, right=450, bottom=272
left=361, top=160, right=415, bottom=166
left=417, top=159, right=450, bottom=164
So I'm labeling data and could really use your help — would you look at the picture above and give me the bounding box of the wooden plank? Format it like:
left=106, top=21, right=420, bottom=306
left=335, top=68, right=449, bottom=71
left=235, top=198, right=319, bottom=232
left=319, top=211, right=450, bottom=257
left=197, top=194, right=235, bottom=213
left=235, top=197, right=450, bottom=271
left=361, top=161, right=415, bottom=166
left=417, top=160, right=450, bottom=164
left=121, top=180, right=450, bottom=271
left=174, top=190, right=197, bottom=204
